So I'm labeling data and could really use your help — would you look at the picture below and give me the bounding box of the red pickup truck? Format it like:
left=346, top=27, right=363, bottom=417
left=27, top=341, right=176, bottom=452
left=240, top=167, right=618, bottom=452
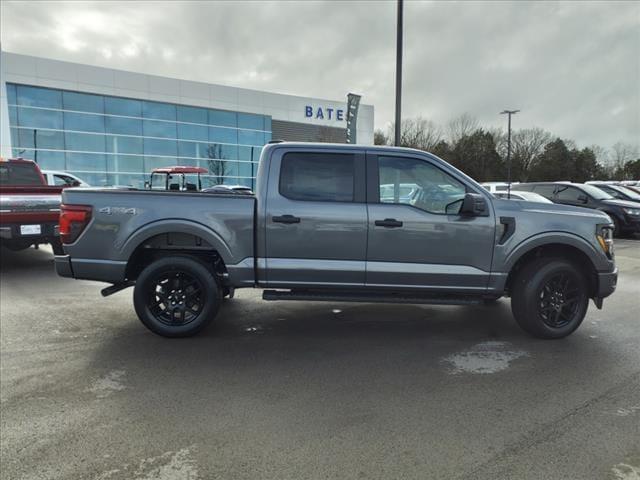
left=0, top=158, right=64, bottom=254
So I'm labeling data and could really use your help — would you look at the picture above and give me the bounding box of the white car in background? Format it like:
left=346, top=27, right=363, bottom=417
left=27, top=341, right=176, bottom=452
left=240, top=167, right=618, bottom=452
left=480, top=181, right=519, bottom=193
left=494, top=190, right=553, bottom=203
left=42, top=170, right=90, bottom=187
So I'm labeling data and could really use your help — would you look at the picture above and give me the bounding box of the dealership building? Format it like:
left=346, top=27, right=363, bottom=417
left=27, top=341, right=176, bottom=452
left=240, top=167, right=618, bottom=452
left=0, top=51, right=374, bottom=188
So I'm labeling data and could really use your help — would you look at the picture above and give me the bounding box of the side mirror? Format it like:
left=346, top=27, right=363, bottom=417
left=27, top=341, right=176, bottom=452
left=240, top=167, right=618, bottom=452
left=71, top=180, right=81, bottom=187
left=144, top=181, right=150, bottom=189
left=460, top=193, right=489, bottom=216
left=577, top=194, right=588, bottom=204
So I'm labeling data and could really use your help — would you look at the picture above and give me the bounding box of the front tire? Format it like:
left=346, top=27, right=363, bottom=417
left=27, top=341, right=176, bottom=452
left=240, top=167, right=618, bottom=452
left=133, top=256, right=221, bottom=337
left=511, top=257, right=589, bottom=339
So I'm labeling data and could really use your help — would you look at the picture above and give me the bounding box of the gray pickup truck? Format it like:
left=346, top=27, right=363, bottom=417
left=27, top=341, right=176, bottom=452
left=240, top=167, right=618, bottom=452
left=55, top=142, right=618, bottom=338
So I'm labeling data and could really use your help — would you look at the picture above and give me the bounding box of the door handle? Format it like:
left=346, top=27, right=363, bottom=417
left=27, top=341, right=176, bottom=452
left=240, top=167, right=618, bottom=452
left=273, top=214, right=301, bottom=224
left=375, top=218, right=403, bottom=228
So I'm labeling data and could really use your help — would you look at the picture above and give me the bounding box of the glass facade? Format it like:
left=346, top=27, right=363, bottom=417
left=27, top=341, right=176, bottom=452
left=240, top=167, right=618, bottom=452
left=6, top=83, right=271, bottom=188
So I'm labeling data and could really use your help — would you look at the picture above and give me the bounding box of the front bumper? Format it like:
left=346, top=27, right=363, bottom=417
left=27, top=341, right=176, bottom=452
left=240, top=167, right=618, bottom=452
left=596, top=268, right=618, bottom=298
left=621, top=216, right=640, bottom=233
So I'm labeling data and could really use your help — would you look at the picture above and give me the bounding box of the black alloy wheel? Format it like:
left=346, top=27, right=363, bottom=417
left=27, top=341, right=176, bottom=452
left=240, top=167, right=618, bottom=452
left=146, top=270, right=204, bottom=326
left=511, top=257, right=589, bottom=339
left=134, top=256, right=221, bottom=337
left=537, top=272, right=584, bottom=329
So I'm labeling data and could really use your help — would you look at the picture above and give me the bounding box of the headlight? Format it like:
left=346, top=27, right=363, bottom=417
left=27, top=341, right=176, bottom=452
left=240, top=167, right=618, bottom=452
left=596, top=224, right=614, bottom=259
left=623, top=208, right=640, bottom=216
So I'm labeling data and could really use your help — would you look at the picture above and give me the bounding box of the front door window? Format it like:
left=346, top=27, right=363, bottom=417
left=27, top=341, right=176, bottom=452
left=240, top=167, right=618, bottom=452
left=378, top=156, right=466, bottom=214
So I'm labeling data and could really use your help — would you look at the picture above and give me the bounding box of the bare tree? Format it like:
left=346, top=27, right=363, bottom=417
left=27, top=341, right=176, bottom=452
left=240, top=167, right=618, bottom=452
left=374, top=129, right=389, bottom=145
left=388, top=116, right=443, bottom=151
left=206, top=144, right=229, bottom=185
left=446, top=113, right=480, bottom=146
left=510, top=127, right=552, bottom=181
left=590, top=144, right=614, bottom=178
left=487, top=127, right=506, bottom=158
left=590, top=144, right=609, bottom=166
left=611, top=142, right=639, bottom=170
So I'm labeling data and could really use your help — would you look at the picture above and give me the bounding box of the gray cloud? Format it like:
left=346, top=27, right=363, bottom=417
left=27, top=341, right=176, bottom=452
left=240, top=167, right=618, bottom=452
left=1, top=0, right=638, bottom=148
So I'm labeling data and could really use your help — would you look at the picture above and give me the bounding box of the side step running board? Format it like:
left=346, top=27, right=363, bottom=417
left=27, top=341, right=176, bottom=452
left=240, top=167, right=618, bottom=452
left=101, top=281, right=135, bottom=297
left=262, top=290, right=483, bottom=306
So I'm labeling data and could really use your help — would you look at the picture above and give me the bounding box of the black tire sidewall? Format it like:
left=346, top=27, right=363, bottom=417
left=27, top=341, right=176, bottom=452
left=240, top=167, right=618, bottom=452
left=133, top=256, right=220, bottom=337
left=512, top=258, right=589, bottom=339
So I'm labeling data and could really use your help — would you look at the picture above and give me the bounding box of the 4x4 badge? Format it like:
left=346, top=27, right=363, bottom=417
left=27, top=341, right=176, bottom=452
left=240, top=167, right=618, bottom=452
left=99, top=207, right=136, bottom=215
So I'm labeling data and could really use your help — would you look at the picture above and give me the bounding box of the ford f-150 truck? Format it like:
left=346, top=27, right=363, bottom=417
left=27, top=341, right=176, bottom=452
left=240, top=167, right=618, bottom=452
left=55, top=142, right=618, bottom=339
left=1, top=158, right=64, bottom=254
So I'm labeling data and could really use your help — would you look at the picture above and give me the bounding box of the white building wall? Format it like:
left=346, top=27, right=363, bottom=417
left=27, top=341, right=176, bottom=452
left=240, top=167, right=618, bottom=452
left=0, top=50, right=374, bottom=156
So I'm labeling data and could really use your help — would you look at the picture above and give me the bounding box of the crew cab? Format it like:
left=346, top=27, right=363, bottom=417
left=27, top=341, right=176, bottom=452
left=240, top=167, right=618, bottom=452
left=0, top=158, right=64, bottom=254
left=517, top=182, right=640, bottom=236
left=55, top=143, right=618, bottom=339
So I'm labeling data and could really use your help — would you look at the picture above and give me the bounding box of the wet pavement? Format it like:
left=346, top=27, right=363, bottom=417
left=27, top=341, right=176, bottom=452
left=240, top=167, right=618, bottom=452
left=1, top=240, right=639, bottom=480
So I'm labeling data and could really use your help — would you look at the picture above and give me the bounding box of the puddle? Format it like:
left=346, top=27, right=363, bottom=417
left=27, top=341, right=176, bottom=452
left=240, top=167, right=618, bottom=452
left=134, top=448, right=199, bottom=480
left=95, top=447, right=199, bottom=480
left=442, top=341, right=528, bottom=374
left=611, top=406, right=640, bottom=417
left=87, top=370, right=126, bottom=398
left=610, top=463, right=640, bottom=480
left=244, top=325, right=266, bottom=334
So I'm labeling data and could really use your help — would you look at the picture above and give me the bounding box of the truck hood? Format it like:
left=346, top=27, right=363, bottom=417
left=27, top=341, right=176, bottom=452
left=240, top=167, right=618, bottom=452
left=494, top=198, right=611, bottom=223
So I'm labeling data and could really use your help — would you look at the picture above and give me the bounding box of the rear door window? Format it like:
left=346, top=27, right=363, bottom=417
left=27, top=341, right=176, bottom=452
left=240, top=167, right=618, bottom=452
left=555, top=186, right=581, bottom=203
left=280, top=152, right=355, bottom=202
left=532, top=185, right=556, bottom=198
left=54, top=174, right=74, bottom=186
left=0, top=163, right=43, bottom=185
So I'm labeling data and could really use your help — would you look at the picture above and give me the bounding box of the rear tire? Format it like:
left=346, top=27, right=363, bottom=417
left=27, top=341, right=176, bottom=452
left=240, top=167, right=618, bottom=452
left=133, top=256, right=221, bottom=337
left=511, top=257, right=589, bottom=339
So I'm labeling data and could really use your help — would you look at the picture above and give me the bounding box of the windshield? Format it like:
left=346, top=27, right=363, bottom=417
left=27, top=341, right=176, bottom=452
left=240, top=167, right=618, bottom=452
left=579, top=184, right=613, bottom=200
left=614, top=185, right=640, bottom=200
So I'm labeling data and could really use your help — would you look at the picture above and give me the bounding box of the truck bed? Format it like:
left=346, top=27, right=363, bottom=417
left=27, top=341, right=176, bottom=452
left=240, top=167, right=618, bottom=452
left=60, top=188, right=256, bottom=283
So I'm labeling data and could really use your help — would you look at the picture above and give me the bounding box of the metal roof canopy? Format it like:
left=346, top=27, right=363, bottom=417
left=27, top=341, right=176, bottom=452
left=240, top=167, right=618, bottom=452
left=150, top=166, right=208, bottom=175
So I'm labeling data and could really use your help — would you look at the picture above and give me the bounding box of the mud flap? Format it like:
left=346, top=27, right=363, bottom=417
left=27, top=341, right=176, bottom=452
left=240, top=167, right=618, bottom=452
left=593, top=297, right=604, bottom=310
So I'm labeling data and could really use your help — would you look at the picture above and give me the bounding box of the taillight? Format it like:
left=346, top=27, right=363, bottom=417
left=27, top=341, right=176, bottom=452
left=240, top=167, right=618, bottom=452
left=59, top=204, right=92, bottom=244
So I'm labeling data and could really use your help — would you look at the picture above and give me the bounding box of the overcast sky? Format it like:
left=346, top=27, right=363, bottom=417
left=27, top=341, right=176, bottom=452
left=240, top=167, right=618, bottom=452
left=1, top=0, right=638, bottom=149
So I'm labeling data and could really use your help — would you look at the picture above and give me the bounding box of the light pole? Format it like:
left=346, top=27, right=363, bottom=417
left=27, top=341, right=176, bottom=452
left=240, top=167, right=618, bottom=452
left=394, top=0, right=404, bottom=146
left=500, top=109, right=519, bottom=198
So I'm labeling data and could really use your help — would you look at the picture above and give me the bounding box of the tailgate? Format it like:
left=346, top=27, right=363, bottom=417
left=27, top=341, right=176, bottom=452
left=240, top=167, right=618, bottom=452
left=0, top=190, right=61, bottom=223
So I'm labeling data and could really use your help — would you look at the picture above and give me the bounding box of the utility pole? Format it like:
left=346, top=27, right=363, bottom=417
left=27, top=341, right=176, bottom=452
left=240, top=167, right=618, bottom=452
left=394, top=0, right=404, bottom=146
left=500, top=109, right=519, bottom=198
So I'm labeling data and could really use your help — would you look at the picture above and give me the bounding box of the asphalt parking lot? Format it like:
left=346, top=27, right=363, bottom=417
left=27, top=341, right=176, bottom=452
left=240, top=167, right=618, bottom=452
left=1, top=240, right=639, bottom=480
